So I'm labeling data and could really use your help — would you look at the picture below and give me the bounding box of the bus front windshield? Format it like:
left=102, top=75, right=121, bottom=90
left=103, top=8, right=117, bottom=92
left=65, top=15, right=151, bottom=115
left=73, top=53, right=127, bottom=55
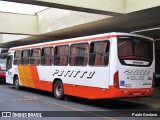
left=118, top=36, right=153, bottom=66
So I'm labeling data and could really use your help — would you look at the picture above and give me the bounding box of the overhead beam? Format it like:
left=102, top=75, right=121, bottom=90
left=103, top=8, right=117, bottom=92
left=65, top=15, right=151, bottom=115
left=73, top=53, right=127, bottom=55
left=2, top=0, right=124, bottom=16
left=0, top=12, right=38, bottom=35
left=1, top=34, right=29, bottom=43
left=3, top=0, right=160, bottom=15
left=125, top=0, right=160, bottom=13
left=0, top=34, right=2, bottom=43
left=2, top=5, right=160, bottom=48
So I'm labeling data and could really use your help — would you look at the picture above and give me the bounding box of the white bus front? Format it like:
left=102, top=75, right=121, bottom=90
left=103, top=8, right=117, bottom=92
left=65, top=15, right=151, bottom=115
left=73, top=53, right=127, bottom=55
left=113, top=35, right=154, bottom=97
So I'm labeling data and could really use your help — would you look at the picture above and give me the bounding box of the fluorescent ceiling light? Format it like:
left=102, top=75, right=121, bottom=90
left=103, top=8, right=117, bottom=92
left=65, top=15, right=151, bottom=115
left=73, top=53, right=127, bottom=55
left=131, top=27, right=160, bottom=33
left=0, top=1, right=48, bottom=15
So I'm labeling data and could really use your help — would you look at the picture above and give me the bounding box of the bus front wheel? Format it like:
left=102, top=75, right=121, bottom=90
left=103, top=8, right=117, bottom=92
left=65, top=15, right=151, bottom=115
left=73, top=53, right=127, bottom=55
left=54, top=80, right=64, bottom=100
left=14, top=76, right=21, bottom=90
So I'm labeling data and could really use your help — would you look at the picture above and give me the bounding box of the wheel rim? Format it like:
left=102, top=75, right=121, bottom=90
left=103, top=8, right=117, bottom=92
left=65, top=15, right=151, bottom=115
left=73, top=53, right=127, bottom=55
left=55, top=84, right=62, bottom=96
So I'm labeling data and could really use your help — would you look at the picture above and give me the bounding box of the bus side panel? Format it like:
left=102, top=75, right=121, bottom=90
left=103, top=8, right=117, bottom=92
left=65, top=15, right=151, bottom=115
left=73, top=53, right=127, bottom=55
left=17, top=65, right=52, bottom=92
left=109, top=37, right=118, bottom=86
left=30, top=66, right=41, bottom=89
left=30, top=66, right=52, bottom=92
left=63, top=84, right=154, bottom=99
left=37, top=66, right=110, bottom=89
left=25, top=66, right=35, bottom=88
left=18, top=65, right=35, bottom=88
left=18, top=65, right=29, bottom=87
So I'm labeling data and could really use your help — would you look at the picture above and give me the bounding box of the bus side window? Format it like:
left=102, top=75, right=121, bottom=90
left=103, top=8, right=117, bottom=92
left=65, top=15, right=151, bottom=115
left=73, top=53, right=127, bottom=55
left=14, top=50, right=21, bottom=65
left=6, top=55, right=13, bottom=71
left=70, top=43, right=88, bottom=66
left=30, top=48, right=41, bottom=65
left=41, top=47, right=54, bottom=66
left=89, top=41, right=109, bottom=66
left=54, top=45, right=69, bottom=66
left=21, top=49, right=30, bottom=65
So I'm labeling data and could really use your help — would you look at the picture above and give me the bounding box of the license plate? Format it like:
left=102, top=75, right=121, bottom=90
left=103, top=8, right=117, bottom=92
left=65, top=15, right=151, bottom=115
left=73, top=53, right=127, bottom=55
left=133, top=92, right=141, bottom=96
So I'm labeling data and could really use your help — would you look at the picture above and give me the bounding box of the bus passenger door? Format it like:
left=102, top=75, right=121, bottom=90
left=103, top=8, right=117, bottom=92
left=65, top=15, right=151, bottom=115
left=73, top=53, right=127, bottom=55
left=6, top=55, right=13, bottom=84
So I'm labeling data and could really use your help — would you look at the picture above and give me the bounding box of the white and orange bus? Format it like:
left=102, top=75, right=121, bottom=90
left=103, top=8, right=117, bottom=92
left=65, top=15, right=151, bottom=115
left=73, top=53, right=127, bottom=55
left=6, top=32, right=155, bottom=99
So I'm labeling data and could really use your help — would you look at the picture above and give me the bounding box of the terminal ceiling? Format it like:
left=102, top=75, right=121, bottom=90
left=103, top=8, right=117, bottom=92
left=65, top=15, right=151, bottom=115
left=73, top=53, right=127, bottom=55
left=1, top=1, right=160, bottom=48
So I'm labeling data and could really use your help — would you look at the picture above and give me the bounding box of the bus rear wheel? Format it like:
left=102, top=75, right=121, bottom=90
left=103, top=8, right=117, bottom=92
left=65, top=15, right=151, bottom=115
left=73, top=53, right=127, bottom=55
left=54, top=80, right=64, bottom=100
left=14, top=76, right=21, bottom=90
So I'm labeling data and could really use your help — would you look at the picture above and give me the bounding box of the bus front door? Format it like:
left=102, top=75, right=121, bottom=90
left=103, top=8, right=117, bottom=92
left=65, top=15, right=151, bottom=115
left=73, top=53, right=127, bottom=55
left=6, top=55, right=13, bottom=84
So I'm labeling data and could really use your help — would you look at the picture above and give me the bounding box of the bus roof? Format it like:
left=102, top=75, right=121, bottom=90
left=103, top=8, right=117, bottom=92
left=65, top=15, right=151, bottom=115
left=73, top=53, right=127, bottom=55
left=9, top=32, right=153, bottom=51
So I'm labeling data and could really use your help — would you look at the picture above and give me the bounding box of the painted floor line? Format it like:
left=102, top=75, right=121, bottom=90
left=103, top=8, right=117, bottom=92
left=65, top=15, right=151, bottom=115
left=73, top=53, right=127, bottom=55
left=43, top=100, right=117, bottom=120
left=6, top=90, right=117, bottom=120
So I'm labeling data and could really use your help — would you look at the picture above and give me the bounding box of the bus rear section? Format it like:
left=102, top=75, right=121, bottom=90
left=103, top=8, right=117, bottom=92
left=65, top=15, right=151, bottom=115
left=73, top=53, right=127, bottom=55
left=113, top=35, right=155, bottom=98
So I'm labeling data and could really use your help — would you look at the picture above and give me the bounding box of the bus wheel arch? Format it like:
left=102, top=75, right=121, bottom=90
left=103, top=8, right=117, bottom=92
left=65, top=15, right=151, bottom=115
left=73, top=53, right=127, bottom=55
left=13, top=74, right=21, bottom=90
left=53, top=79, right=64, bottom=100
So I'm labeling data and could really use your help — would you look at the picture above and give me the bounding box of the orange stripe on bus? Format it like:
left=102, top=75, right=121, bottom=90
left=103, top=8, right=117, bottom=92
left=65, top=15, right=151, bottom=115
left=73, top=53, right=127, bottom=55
left=10, top=35, right=117, bottom=51
left=17, top=65, right=52, bottom=92
left=25, top=66, right=35, bottom=88
left=64, top=84, right=154, bottom=99
left=18, top=65, right=29, bottom=87
left=17, top=64, right=154, bottom=99
left=30, top=66, right=41, bottom=89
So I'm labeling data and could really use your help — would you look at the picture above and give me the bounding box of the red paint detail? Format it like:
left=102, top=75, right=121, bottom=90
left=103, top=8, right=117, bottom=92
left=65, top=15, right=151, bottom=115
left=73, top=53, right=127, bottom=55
left=114, top=71, right=119, bottom=88
left=119, top=56, right=149, bottom=61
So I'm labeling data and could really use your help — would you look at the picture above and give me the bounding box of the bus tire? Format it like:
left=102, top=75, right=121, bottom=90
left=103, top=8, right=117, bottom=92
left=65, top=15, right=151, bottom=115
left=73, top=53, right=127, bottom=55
left=54, top=80, right=64, bottom=100
left=14, top=76, right=21, bottom=90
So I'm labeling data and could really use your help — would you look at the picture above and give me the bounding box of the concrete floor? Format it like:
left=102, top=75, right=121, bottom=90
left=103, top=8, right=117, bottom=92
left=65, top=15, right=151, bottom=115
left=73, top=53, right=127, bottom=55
left=0, top=83, right=159, bottom=120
